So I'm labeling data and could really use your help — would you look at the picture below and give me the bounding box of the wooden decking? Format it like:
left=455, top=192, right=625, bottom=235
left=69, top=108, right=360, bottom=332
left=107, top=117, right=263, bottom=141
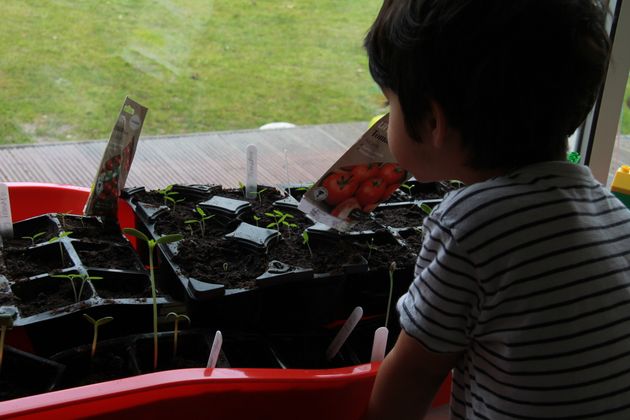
left=0, top=122, right=367, bottom=189
left=1, top=123, right=628, bottom=188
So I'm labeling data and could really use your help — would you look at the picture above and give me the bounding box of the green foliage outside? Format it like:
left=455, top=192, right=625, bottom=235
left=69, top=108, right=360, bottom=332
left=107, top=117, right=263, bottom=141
left=621, top=75, right=630, bottom=136
left=1, top=1, right=627, bottom=146
left=0, top=0, right=387, bottom=145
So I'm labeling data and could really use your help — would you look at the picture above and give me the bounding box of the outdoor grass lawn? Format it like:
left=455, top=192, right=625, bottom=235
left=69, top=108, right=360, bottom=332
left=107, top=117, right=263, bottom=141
left=0, top=0, right=387, bottom=145
left=1, top=1, right=628, bottom=146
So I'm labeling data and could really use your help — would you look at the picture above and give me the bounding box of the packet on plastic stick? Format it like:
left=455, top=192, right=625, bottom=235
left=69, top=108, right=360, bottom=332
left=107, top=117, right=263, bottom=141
left=297, top=114, right=410, bottom=231
left=84, top=97, right=147, bottom=218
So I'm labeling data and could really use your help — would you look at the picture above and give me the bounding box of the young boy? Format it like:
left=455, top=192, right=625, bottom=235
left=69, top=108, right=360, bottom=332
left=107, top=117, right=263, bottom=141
left=363, top=1, right=630, bottom=419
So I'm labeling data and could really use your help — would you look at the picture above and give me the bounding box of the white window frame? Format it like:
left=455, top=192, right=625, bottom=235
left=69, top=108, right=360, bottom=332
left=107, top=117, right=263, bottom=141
left=578, top=0, right=630, bottom=184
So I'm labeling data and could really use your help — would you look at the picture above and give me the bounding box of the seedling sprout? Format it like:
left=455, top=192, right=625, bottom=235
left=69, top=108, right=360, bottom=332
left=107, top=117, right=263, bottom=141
left=184, top=206, right=214, bottom=238
left=238, top=181, right=246, bottom=198
left=419, top=203, right=432, bottom=216
left=166, top=312, right=191, bottom=357
left=158, top=185, right=184, bottom=209
left=265, top=209, right=296, bottom=235
left=0, top=311, right=14, bottom=373
left=22, top=231, right=46, bottom=246
left=254, top=188, right=268, bottom=205
left=51, top=273, right=103, bottom=302
left=253, top=214, right=261, bottom=227
left=122, top=228, right=183, bottom=370
left=400, top=183, right=414, bottom=195
left=366, top=238, right=377, bottom=261
left=385, top=262, right=397, bottom=330
left=83, top=314, right=114, bottom=358
left=301, top=231, right=313, bottom=258
left=48, top=231, right=72, bottom=267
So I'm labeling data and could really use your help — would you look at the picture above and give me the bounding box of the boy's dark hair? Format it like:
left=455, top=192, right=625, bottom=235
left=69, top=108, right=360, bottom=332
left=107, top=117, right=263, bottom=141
left=365, top=0, right=611, bottom=170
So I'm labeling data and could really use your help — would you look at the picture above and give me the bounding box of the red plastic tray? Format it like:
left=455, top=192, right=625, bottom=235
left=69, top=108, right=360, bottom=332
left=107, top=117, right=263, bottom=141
left=0, top=183, right=451, bottom=419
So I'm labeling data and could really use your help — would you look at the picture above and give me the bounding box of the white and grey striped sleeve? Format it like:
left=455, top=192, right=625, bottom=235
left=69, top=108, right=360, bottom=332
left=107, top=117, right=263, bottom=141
left=398, top=215, right=481, bottom=353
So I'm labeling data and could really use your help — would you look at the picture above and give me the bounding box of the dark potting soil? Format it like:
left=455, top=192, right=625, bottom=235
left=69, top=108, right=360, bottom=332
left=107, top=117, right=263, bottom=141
left=2, top=223, right=59, bottom=249
left=59, top=216, right=126, bottom=243
left=219, top=186, right=286, bottom=215
left=348, top=215, right=384, bottom=233
left=75, top=242, right=145, bottom=271
left=173, top=235, right=267, bottom=289
left=353, top=236, right=417, bottom=271
left=1, top=246, right=72, bottom=281
left=267, top=235, right=363, bottom=275
left=373, top=205, right=428, bottom=229
left=399, top=229, right=423, bottom=256
left=11, top=277, right=87, bottom=317
left=91, top=274, right=152, bottom=299
left=240, top=207, right=312, bottom=233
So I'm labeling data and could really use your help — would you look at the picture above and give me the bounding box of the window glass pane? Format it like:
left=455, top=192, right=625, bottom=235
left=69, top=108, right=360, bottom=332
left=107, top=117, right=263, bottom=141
left=607, top=72, right=630, bottom=186
left=0, top=1, right=384, bottom=145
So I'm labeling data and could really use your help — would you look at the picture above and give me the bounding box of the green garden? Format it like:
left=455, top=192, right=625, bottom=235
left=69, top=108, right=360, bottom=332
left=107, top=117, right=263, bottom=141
left=0, top=0, right=627, bottom=145
left=0, top=0, right=386, bottom=144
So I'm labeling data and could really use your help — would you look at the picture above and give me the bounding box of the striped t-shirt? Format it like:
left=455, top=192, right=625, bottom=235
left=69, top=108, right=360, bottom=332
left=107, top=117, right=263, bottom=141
left=398, top=161, right=630, bottom=419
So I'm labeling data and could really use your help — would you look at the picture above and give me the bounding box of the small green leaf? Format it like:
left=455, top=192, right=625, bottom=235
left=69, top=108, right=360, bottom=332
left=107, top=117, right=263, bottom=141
left=419, top=203, right=433, bottom=215
left=83, top=314, right=96, bottom=324
left=123, top=228, right=150, bottom=243
left=96, top=316, right=114, bottom=327
left=157, top=234, right=184, bottom=244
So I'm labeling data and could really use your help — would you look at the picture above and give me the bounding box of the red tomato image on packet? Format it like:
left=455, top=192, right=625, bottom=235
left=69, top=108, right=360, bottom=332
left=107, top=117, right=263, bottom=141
left=319, top=162, right=406, bottom=217
left=298, top=114, right=411, bottom=231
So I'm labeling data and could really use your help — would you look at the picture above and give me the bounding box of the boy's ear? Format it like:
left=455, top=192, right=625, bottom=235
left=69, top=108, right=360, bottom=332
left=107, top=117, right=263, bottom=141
left=422, top=100, right=448, bottom=149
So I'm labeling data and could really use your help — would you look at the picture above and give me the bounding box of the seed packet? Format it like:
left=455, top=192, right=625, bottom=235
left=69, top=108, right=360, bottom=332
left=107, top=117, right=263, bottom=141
left=297, top=114, right=411, bottom=231
left=84, top=97, right=147, bottom=218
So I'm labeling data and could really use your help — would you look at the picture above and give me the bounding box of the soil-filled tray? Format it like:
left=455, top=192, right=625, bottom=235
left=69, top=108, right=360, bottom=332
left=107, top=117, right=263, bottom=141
left=0, top=213, right=181, bottom=355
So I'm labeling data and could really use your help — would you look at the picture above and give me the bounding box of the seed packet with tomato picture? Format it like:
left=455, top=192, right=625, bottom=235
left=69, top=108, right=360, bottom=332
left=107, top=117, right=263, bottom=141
left=84, top=97, right=147, bottom=218
left=297, top=114, right=410, bottom=231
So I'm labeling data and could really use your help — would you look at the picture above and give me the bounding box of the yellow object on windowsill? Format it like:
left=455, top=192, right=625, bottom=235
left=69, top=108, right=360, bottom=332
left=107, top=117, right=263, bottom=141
left=611, top=165, right=630, bottom=208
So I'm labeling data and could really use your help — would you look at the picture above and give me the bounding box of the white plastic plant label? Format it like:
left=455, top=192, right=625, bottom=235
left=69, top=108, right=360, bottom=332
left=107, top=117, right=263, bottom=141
left=0, top=183, right=13, bottom=239
left=298, top=114, right=411, bottom=231
left=84, top=97, right=147, bottom=218
left=245, top=144, right=258, bottom=200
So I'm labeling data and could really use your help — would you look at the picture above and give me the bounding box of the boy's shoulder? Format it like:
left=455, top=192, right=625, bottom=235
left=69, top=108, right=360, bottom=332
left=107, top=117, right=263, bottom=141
left=431, top=161, right=611, bottom=233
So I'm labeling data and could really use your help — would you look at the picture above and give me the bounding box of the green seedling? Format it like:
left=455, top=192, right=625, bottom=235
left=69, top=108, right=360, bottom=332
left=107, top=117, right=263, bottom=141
left=158, top=185, right=184, bottom=208
left=385, top=262, right=397, bottom=330
left=58, top=210, right=74, bottom=229
left=253, top=214, right=261, bottom=227
left=51, top=273, right=103, bottom=302
left=83, top=314, right=114, bottom=358
left=122, top=228, right=183, bottom=371
left=301, top=231, right=313, bottom=258
left=22, top=231, right=46, bottom=246
left=223, top=262, right=229, bottom=272
left=265, top=209, right=295, bottom=234
left=0, top=312, right=14, bottom=373
left=400, top=183, right=415, bottom=195
left=184, top=206, right=214, bottom=238
left=419, top=203, right=433, bottom=216
left=48, top=231, right=72, bottom=267
left=253, top=188, right=268, bottom=205
left=167, top=312, right=191, bottom=357
left=366, top=238, right=378, bottom=262
left=238, top=181, right=246, bottom=198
